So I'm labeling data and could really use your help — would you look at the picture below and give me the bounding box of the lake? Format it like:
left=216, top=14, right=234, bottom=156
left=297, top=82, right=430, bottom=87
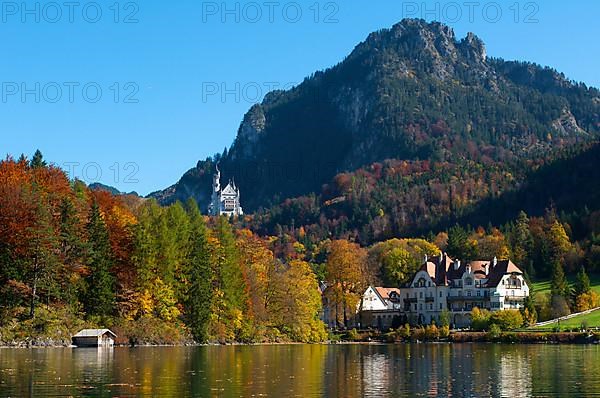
left=1, top=344, right=599, bottom=397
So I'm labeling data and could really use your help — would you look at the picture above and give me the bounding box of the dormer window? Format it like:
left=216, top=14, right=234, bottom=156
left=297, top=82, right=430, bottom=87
left=465, top=277, right=473, bottom=286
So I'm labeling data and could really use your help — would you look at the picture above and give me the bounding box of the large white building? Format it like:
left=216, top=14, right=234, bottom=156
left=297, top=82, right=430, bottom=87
left=359, top=253, right=530, bottom=329
left=208, top=165, right=244, bottom=217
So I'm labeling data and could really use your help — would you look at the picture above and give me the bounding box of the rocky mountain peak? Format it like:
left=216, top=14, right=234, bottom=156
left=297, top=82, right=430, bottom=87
left=460, top=32, right=487, bottom=62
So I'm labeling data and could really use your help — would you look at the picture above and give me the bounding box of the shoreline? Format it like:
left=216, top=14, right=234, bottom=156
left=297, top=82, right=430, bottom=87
left=2, top=331, right=599, bottom=348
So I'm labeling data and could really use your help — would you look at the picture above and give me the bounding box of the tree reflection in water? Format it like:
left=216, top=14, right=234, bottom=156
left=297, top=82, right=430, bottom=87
left=0, top=344, right=599, bottom=397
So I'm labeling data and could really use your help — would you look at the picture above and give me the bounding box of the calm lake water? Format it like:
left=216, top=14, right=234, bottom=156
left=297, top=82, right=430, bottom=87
left=1, top=344, right=599, bottom=397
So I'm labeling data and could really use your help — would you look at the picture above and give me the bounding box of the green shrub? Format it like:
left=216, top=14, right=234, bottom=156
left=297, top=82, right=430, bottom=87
left=348, top=328, right=360, bottom=341
left=471, top=307, right=491, bottom=331
left=488, top=324, right=502, bottom=340
left=439, top=325, right=450, bottom=338
left=490, top=310, right=523, bottom=331
left=424, top=324, right=439, bottom=340
left=399, top=324, right=411, bottom=340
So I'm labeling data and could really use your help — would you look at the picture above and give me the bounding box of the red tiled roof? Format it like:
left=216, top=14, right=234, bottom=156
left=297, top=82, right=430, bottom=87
left=375, top=287, right=401, bottom=300
left=418, top=255, right=524, bottom=288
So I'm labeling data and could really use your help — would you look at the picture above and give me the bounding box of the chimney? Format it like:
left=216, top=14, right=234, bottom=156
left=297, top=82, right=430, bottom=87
left=485, top=264, right=489, bottom=275
left=493, top=256, right=498, bottom=267
left=440, top=252, right=444, bottom=263
left=424, top=254, right=428, bottom=263
left=454, top=260, right=461, bottom=271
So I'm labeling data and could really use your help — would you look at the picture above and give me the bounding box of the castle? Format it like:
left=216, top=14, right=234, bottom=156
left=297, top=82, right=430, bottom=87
left=208, top=165, right=244, bottom=217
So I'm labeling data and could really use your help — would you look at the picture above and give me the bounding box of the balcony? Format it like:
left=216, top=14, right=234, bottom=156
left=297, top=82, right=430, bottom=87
left=447, top=295, right=487, bottom=302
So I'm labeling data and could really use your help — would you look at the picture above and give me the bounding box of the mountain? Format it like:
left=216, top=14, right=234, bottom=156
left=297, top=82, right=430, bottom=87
left=89, top=182, right=139, bottom=197
left=150, top=19, right=600, bottom=220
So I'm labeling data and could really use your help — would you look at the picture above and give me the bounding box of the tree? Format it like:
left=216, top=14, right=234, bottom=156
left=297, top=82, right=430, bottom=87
left=369, top=238, right=439, bottom=286
left=490, top=310, right=523, bottom=330
left=548, top=221, right=571, bottom=265
left=184, top=200, right=213, bottom=342
left=270, top=260, right=327, bottom=342
left=551, top=295, right=571, bottom=318
left=30, top=150, right=47, bottom=169
left=574, top=266, right=591, bottom=298
left=211, top=216, right=249, bottom=340
left=325, top=240, right=367, bottom=328
left=26, top=195, right=59, bottom=319
left=470, top=307, right=491, bottom=331
left=447, top=225, right=475, bottom=261
left=84, top=202, right=115, bottom=318
left=382, top=247, right=412, bottom=286
left=58, top=198, right=86, bottom=306
left=511, top=211, right=534, bottom=269
left=550, top=260, right=569, bottom=299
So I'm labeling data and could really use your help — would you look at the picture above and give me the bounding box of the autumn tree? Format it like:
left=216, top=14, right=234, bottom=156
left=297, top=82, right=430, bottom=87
left=548, top=221, right=572, bottom=265
left=369, top=238, right=440, bottom=286
left=211, top=216, right=249, bottom=341
left=325, top=240, right=367, bottom=328
left=270, top=260, right=327, bottom=342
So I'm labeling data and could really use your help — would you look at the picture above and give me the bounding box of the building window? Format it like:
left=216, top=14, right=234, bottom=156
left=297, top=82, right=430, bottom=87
left=420, top=292, right=423, bottom=299
left=439, top=303, right=442, bottom=310
left=439, top=291, right=442, bottom=298
left=465, top=278, right=473, bottom=286
left=467, top=291, right=471, bottom=297
left=477, top=290, right=481, bottom=297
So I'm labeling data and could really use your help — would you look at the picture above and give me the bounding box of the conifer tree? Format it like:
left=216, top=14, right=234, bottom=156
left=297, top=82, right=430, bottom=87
left=185, top=199, right=213, bottom=342
left=27, top=194, right=59, bottom=318
left=574, top=266, right=591, bottom=297
left=550, top=260, right=569, bottom=299
left=512, top=211, right=533, bottom=270
left=213, top=216, right=249, bottom=337
left=58, top=198, right=85, bottom=306
left=447, top=224, right=475, bottom=261
left=84, top=202, right=115, bottom=318
left=30, top=150, right=47, bottom=169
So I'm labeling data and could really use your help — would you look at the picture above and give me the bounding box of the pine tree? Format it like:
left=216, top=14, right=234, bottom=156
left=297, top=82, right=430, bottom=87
left=30, top=150, right=47, bottom=169
left=84, top=202, right=115, bottom=318
left=550, top=260, right=569, bottom=299
left=574, top=266, right=591, bottom=297
left=26, top=194, right=59, bottom=318
left=58, top=198, right=85, bottom=306
left=213, top=216, right=249, bottom=338
left=447, top=224, right=475, bottom=261
left=512, top=211, right=533, bottom=269
left=184, top=199, right=213, bottom=342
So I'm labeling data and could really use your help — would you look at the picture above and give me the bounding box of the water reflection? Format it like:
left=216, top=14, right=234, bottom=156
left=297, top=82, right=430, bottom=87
left=1, top=344, right=599, bottom=397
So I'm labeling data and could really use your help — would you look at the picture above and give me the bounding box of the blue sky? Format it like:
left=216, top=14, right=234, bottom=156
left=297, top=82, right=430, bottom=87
left=1, top=0, right=599, bottom=195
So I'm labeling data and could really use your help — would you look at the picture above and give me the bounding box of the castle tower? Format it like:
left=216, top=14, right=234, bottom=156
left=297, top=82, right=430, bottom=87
left=208, top=164, right=243, bottom=217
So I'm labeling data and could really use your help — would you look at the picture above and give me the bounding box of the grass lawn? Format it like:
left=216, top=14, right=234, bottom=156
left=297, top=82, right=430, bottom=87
left=531, top=273, right=600, bottom=298
left=529, top=308, right=600, bottom=330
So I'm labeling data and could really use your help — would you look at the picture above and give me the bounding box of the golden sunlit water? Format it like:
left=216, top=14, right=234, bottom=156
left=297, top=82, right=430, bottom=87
left=1, top=344, right=599, bottom=397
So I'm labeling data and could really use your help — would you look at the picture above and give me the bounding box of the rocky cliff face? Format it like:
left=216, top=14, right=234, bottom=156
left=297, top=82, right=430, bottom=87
left=150, top=19, right=600, bottom=210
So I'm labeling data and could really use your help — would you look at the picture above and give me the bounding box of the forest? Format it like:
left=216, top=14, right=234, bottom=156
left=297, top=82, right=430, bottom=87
left=2, top=151, right=598, bottom=344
